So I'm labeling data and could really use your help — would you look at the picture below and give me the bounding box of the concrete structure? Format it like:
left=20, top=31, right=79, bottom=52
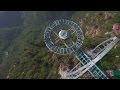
left=64, top=37, right=119, bottom=79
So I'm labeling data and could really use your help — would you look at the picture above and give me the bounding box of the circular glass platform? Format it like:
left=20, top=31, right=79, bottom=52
left=44, top=19, right=84, bottom=55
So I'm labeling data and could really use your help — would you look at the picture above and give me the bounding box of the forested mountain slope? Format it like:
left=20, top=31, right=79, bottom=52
left=0, top=11, right=76, bottom=78
left=0, top=11, right=120, bottom=79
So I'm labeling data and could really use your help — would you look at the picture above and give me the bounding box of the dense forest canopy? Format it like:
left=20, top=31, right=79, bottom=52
left=0, top=11, right=76, bottom=78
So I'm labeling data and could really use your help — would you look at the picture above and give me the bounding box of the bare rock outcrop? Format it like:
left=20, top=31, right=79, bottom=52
left=85, top=25, right=100, bottom=37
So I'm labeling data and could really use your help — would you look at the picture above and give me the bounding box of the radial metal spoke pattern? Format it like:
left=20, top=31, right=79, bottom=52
left=44, top=19, right=84, bottom=55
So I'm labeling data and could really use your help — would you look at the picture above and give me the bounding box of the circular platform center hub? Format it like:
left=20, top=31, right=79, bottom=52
left=59, top=30, right=69, bottom=40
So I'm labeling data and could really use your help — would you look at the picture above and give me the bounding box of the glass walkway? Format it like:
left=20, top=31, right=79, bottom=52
left=75, top=48, right=109, bottom=79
